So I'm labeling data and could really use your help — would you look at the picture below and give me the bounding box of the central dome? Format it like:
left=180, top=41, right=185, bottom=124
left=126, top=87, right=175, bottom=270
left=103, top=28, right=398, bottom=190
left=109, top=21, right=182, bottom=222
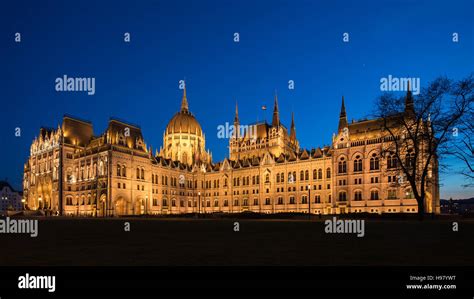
left=165, top=87, right=203, bottom=136
left=166, top=111, right=203, bottom=135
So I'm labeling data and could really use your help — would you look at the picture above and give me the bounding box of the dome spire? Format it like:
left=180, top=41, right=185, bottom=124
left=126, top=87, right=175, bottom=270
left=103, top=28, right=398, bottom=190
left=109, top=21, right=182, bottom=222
left=181, top=83, right=189, bottom=113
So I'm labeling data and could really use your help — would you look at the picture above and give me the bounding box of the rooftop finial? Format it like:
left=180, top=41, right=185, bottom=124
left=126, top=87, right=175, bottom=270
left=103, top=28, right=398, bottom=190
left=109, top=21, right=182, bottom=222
left=181, top=82, right=189, bottom=113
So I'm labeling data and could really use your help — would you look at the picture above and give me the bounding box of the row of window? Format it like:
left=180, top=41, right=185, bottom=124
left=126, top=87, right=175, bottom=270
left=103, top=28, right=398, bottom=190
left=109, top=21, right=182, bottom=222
left=275, top=168, right=332, bottom=183
left=337, top=153, right=416, bottom=174
left=338, top=153, right=380, bottom=173
left=153, top=196, right=330, bottom=207
left=338, top=189, right=414, bottom=201
left=66, top=187, right=415, bottom=207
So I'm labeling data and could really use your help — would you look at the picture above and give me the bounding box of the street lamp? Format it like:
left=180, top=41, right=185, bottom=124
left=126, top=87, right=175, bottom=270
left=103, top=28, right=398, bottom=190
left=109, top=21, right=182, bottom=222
left=197, top=191, right=201, bottom=218
left=145, top=195, right=148, bottom=216
left=101, top=197, right=106, bottom=218
left=308, top=184, right=311, bottom=220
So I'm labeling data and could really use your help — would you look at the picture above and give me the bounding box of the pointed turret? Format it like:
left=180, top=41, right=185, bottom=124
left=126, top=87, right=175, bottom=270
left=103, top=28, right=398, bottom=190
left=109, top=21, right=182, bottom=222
left=233, top=102, right=240, bottom=138
left=405, top=80, right=415, bottom=114
left=180, top=83, right=189, bottom=113
left=272, top=91, right=280, bottom=127
left=338, top=96, right=348, bottom=132
left=234, top=101, right=239, bottom=123
left=290, top=112, right=296, bottom=142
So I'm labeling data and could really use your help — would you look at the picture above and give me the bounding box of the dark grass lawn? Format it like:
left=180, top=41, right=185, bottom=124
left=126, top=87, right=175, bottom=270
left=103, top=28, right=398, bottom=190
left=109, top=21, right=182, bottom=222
left=1, top=217, right=473, bottom=266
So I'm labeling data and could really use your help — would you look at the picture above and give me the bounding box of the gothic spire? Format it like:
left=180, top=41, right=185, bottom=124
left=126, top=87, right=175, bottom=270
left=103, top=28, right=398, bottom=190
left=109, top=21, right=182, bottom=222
left=272, top=91, right=280, bottom=127
left=233, top=101, right=240, bottom=138
left=338, top=96, right=348, bottom=132
left=405, top=80, right=415, bottom=114
left=234, top=101, right=239, bottom=123
left=180, top=83, right=189, bottom=113
left=290, top=112, right=296, bottom=142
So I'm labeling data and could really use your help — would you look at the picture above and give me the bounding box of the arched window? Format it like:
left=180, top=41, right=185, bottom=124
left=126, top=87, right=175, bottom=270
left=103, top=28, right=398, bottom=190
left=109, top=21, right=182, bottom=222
left=276, top=173, right=280, bottom=183
left=315, top=195, right=321, bottom=203
left=354, top=190, right=362, bottom=201
left=338, top=157, right=347, bottom=174
left=66, top=168, right=72, bottom=182
left=313, top=169, right=317, bottom=180
left=141, top=168, right=145, bottom=180
left=406, top=151, right=415, bottom=168
left=370, top=153, right=380, bottom=170
left=182, top=152, right=188, bottom=164
left=280, top=172, right=284, bottom=183
left=301, top=195, right=308, bottom=204
left=122, top=166, right=126, bottom=177
left=300, top=171, right=304, bottom=181
left=318, top=168, right=323, bottom=180
left=387, top=154, right=398, bottom=169
left=370, top=190, right=379, bottom=200
left=338, top=192, right=347, bottom=201
left=265, top=174, right=270, bottom=183
left=326, top=168, right=331, bottom=178
left=305, top=170, right=309, bottom=181
left=288, top=172, right=294, bottom=183
left=289, top=196, right=295, bottom=204
left=99, top=161, right=104, bottom=176
left=136, top=168, right=140, bottom=179
left=353, top=155, right=362, bottom=172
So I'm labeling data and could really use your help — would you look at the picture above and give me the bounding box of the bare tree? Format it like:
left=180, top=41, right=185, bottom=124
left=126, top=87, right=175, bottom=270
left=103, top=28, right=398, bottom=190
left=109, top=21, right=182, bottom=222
left=374, top=75, right=473, bottom=219
left=447, top=79, right=474, bottom=186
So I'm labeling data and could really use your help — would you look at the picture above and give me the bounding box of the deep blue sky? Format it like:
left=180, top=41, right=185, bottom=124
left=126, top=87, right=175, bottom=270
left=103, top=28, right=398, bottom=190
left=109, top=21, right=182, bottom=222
left=1, top=0, right=472, bottom=199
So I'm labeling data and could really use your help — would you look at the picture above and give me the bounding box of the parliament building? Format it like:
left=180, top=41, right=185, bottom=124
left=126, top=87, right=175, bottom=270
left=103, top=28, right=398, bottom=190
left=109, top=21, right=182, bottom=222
left=22, top=86, right=440, bottom=216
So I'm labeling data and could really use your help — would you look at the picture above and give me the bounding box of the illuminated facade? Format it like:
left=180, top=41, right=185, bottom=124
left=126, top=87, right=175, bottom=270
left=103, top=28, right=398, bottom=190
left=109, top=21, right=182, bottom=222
left=22, top=87, right=440, bottom=216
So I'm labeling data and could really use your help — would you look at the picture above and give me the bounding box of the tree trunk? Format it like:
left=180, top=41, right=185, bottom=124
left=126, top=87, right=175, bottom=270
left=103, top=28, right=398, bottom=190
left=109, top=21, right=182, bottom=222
left=417, top=198, right=424, bottom=221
